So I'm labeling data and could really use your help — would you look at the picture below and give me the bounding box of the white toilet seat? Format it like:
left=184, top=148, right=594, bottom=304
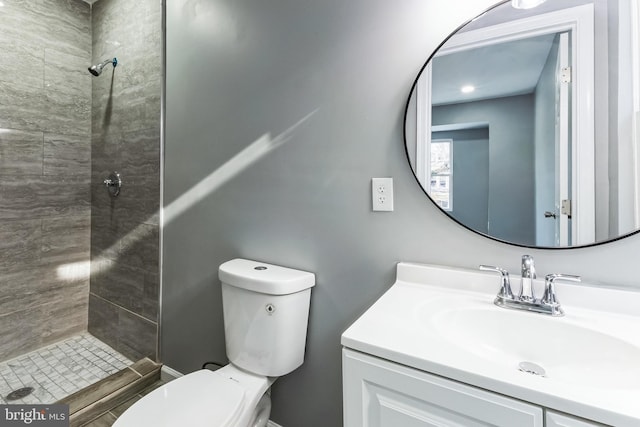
left=113, top=369, right=247, bottom=427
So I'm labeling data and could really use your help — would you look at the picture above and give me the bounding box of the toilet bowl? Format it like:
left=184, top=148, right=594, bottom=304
left=112, top=365, right=274, bottom=427
left=113, top=259, right=315, bottom=427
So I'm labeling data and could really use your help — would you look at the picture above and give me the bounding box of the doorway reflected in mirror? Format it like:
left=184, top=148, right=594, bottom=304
left=405, top=0, right=640, bottom=248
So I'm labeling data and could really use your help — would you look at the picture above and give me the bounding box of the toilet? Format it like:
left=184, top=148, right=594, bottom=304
left=113, top=258, right=315, bottom=427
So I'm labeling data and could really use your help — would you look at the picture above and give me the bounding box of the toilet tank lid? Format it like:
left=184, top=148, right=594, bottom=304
left=219, top=258, right=315, bottom=295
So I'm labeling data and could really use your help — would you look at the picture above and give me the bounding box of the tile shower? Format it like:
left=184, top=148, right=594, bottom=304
left=0, top=0, right=161, bottom=402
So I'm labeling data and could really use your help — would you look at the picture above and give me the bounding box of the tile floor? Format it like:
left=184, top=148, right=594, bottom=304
left=0, top=333, right=132, bottom=404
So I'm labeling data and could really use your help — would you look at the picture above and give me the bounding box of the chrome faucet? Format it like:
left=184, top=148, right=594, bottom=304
left=519, top=255, right=536, bottom=301
left=479, top=265, right=512, bottom=300
left=540, top=273, right=581, bottom=316
left=479, top=256, right=580, bottom=316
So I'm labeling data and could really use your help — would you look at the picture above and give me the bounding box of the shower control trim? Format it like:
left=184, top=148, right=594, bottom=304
left=103, top=171, right=122, bottom=197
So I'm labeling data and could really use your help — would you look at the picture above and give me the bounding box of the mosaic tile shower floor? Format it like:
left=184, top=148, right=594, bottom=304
left=0, top=333, right=132, bottom=404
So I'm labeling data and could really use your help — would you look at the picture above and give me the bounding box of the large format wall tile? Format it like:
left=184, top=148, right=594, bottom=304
left=0, top=274, right=88, bottom=361
left=0, top=83, right=89, bottom=136
left=0, top=81, right=46, bottom=132
left=102, top=174, right=159, bottom=225
left=0, top=219, right=42, bottom=274
left=2, top=0, right=160, bottom=363
left=87, top=295, right=119, bottom=349
left=88, top=0, right=162, bottom=361
left=0, top=176, right=90, bottom=220
left=117, top=308, right=157, bottom=360
left=0, top=0, right=91, bottom=59
left=44, top=49, right=92, bottom=99
left=91, top=261, right=147, bottom=316
left=0, top=129, right=44, bottom=176
left=118, top=222, right=159, bottom=271
left=88, top=295, right=157, bottom=361
left=45, top=89, right=91, bottom=137
left=0, top=0, right=91, bottom=362
left=0, top=43, right=44, bottom=90
left=0, top=216, right=90, bottom=277
left=41, top=215, right=91, bottom=263
left=120, top=128, right=161, bottom=177
left=142, top=271, right=159, bottom=322
left=0, top=308, right=45, bottom=361
left=0, top=267, right=87, bottom=317
left=42, top=290, right=89, bottom=344
left=44, top=133, right=91, bottom=176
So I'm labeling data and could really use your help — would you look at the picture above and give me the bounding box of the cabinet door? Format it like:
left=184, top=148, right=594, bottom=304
left=546, top=410, right=608, bottom=427
left=343, top=349, right=543, bottom=427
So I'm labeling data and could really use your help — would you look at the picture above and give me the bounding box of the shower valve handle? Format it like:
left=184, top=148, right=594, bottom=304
left=103, top=171, right=122, bottom=197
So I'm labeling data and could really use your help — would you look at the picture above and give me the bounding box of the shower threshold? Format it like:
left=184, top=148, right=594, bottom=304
left=0, top=333, right=132, bottom=404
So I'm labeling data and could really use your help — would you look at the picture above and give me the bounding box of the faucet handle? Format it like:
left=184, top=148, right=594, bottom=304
left=479, top=265, right=513, bottom=300
left=541, top=273, right=581, bottom=315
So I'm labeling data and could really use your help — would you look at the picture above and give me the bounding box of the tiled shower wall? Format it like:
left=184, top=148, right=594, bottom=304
left=0, top=0, right=92, bottom=360
left=88, top=0, right=162, bottom=361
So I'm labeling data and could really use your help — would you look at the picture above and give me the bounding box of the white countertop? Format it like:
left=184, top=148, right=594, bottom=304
left=341, top=262, right=640, bottom=427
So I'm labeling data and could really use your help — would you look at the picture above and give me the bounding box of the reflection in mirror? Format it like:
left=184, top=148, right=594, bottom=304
left=405, top=0, right=640, bottom=248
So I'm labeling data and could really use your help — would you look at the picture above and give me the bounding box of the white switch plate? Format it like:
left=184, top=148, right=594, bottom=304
left=372, top=177, right=394, bottom=211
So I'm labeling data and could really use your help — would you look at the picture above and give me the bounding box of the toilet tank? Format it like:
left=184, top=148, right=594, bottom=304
left=219, top=259, right=315, bottom=377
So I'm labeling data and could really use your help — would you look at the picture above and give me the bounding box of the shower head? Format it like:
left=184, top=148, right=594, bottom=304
left=88, top=58, right=118, bottom=76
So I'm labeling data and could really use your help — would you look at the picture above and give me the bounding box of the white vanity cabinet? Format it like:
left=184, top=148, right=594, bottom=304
left=343, top=349, right=613, bottom=427
left=546, top=411, right=608, bottom=427
left=343, top=349, right=543, bottom=427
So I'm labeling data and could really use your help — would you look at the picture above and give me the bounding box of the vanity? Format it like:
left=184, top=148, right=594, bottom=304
left=341, top=262, right=640, bottom=427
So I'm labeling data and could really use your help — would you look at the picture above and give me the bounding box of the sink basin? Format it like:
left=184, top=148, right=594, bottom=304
left=342, top=262, right=640, bottom=426
left=427, top=304, right=640, bottom=389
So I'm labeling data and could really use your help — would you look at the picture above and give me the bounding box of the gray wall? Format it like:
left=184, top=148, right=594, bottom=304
left=88, top=0, right=162, bottom=361
left=0, top=0, right=91, bottom=361
left=534, top=35, right=560, bottom=247
left=163, top=1, right=640, bottom=426
left=432, top=128, right=490, bottom=234
left=433, top=95, right=536, bottom=245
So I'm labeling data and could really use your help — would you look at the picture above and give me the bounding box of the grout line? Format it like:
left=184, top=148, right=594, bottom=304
left=89, top=292, right=158, bottom=326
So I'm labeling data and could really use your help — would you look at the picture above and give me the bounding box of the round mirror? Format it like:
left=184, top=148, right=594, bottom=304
left=405, top=0, right=640, bottom=248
